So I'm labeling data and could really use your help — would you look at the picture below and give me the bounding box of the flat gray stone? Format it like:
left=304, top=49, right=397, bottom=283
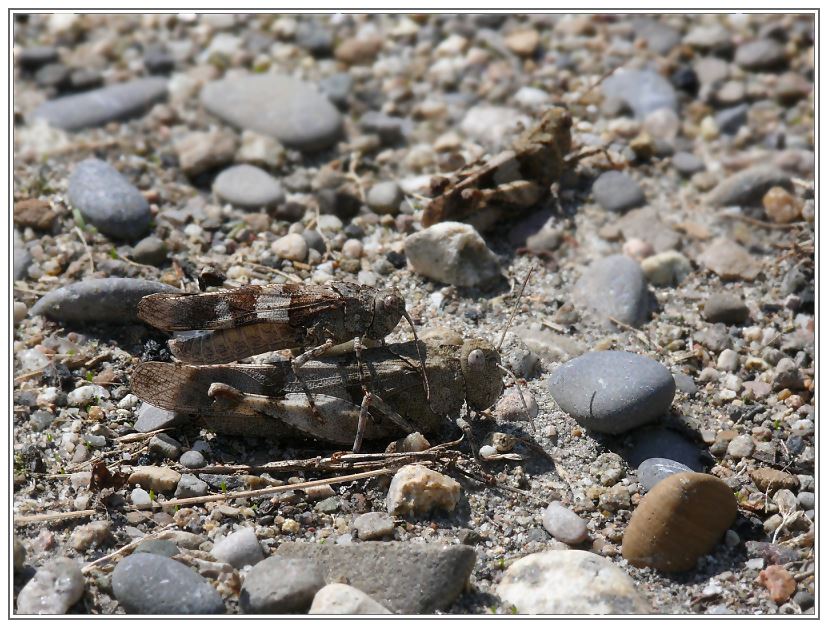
left=30, top=278, right=179, bottom=324
left=67, top=159, right=151, bottom=240
left=573, top=255, right=652, bottom=328
left=174, top=474, right=209, bottom=498
left=201, top=74, right=342, bottom=152
left=112, top=553, right=225, bottom=614
left=179, top=450, right=206, bottom=469
left=542, top=502, right=588, bottom=544
left=134, top=539, right=179, bottom=558
left=637, top=457, right=694, bottom=492
left=672, top=152, right=705, bottom=177
left=602, top=69, right=678, bottom=119
left=735, top=38, right=787, bottom=71
left=240, top=556, right=325, bottom=614
left=548, top=351, right=676, bottom=434
left=708, top=166, right=792, bottom=207
left=592, top=171, right=645, bottom=213
left=275, top=541, right=476, bottom=614
left=353, top=511, right=395, bottom=540
left=31, top=77, right=167, bottom=131
left=134, top=402, right=188, bottom=433
left=212, top=164, right=285, bottom=209
left=616, top=206, right=681, bottom=253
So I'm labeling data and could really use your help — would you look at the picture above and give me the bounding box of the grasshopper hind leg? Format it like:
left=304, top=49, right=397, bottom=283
left=291, top=339, right=336, bottom=422
left=353, top=392, right=420, bottom=453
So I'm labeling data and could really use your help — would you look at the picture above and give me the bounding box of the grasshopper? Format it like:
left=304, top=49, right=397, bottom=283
left=138, top=282, right=427, bottom=418
left=423, top=106, right=611, bottom=231
left=131, top=338, right=504, bottom=452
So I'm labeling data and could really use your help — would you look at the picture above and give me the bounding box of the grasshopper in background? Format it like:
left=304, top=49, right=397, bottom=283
left=132, top=338, right=504, bottom=452
left=137, top=282, right=429, bottom=419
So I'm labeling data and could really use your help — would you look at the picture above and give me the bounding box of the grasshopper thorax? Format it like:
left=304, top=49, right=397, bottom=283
left=367, top=287, right=405, bottom=339
left=460, top=339, right=504, bottom=411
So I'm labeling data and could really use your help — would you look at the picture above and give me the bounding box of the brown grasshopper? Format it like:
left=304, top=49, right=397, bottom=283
left=131, top=338, right=504, bottom=452
left=137, top=282, right=427, bottom=418
left=423, top=106, right=609, bottom=231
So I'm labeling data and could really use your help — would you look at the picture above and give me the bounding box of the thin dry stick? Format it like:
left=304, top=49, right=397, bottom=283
left=14, top=369, right=45, bottom=383
left=718, top=212, right=809, bottom=230
left=82, top=523, right=178, bottom=574
left=116, top=428, right=169, bottom=443
left=161, top=468, right=392, bottom=508
left=346, top=150, right=366, bottom=203
left=15, top=509, right=97, bottom=526
left=74, top=226, right=95, bottom=274
left=497, top=266, right=535, bottom=352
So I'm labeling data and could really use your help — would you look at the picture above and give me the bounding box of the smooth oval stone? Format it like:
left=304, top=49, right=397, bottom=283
left=602, top=69, right=678, bottom=119
left=31, top=77, right=167, bottom=131
left=542, top=501, right=588, bottom=544
left=637, top=458, right=694, bottom=492
left=213, top=164, right=285, bottom=209
left=112, top=553, right=225, bottom=614
left=708, top=166, right=792, bottom=207
left=497, top=550, right=651, bottom=614
left=30, top=278, right=179, bottom=324
left=573, top=255, right=651, bottom=328
left=624, top=426, right=704, bottom=471
left=67, top=158, right=151, bottom=240
left=548, top=351, right=675, bottom=434
left=622, top=472, right=737, bottom=572
left=703, top=293, right=749, bottom=324
left=592, top=171, right=645, bottom=213
left=201, top=74, right=342, bottom=152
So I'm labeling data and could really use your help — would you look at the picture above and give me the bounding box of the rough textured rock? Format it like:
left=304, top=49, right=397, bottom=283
left=622, top=472, right=737, bottom=572
left=16, top=558, right=85, bottom=615
left=31, top=77, right=167, bottom=130
left=30, top=279, right=179, bottom=324
left=386, top=464, right=461, bottom=516
left=201, top=74, right=342, bottom=152
left=548, top=351, right=675, bottom=434
left=275, top=541, right=476, bottom=614
left=497, top=550, right=651, bottom=614
left=240, top=556, right=325, bottom=614
left=67, top=158, right=152, bottom=240
left=112, top=553, right=225, bottom=614
left=699, top=238, right=761, bottom=281
left=404, top=222, right=502, bottom=287
left=749, top=468, right=800, bottom=495
left=128, top=465, right=181, bottom=494
left=353, top=511, right=396, bottom=540
left=309, top=584, right=392, bottom=614
left=573, top=255, right=652, bottom=328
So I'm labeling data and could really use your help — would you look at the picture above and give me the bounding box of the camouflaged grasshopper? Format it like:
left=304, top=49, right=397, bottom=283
left=423, top=106, right=610, bottom=231
left=138, top=282, right=426, bottom=419
left=131, top=338, right=504, bottom=452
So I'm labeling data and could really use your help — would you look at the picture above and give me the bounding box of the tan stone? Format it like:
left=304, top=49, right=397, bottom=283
left=749, top=468, right=799, bottom=494
left=386, top=464, right=460, bottom=516
left=504, top=29, right=540, bottom=57
left=622, top=472, right=737, bottom=572
left=758, top=565, right=797, bottom=603
left=763, top=186, right=802, bottom=224
left=699, top=237, right=761, bottom=281
left=14, top=199, right=58, bottom=231
left=128, top=466, right=181, bottom=494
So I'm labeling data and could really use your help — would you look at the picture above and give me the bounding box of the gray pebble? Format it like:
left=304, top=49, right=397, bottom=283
left=143, top=45, right=176, bottom=74
left=134, top=539, right=179, bottom=557
left=726, top=434, right=755, bottom=459
left=714, top=104, right=749, bottom=135
left=542, top=502, right=588, bottom=544
left=637, top=457, right=693, bottom=492
left=31, top=77, right=167, bottom=131
left=684, top=24, right=733, bottom=54
left=275, top=541, right=476, bottom=614
left=353, top=511, right=395, bottom=540
left=704, top=293, right=750, bottom=324
left=174, top=474, right=209, bottom=498
left=592, top=171, right=645, bottom=213
left=35, top=63, right=70, bottom=90
left=798, top=491, right=815, bottom=510
left=112, top=553, right=225, bottom=614
left=717, top=349, right=740, bottom=372
left=148, top=433, right=182, bottom=460
left=735, top=39, right=787, bottom=71
left=30, top=278, right=179, bottom=325
left=19, top=46, right=59, bottom=70
left=295, top=23, right=334, bottom=57
left=366, top=181, right=403, bottom=214
left=180, top=450, right=206, bottom=469
left=573, top=254, right=652, bottom=328
left=548, top=351, right=675, bottom=434
left=14, top=230, right=31, bottom=280
left=359, top=111, right=411, bottom=145
left=632, top=18, right=681, bottom=55
left=212, top=164, right=285, bottom=209
left=673, top=373, right=697, bottom=395
left=134, top=402, right=186, bottom=433
left=211, top=527, right=264, bottom=568
left=201, top=74, right=342, bottom=152
left=708, top=166, right=792, bottom=207
left=67, top=158, right=151, bottom=240
left=301, top=229, right=326, bottom=253
left=131, top=236, right=167, bottom=266
left=625, top=427, right=704, bottom=470
left=309, top=583, right=392, bottom=614
left=240, top=556, right=325, bottom=613
left=602, top=69, right=678, bottom=119
left=16, top=558, right=85, bottom=615
left=672, top=152, right=705, bottom=176
left=319, top=73, right=353, bottom=108
left=69, top=68, right=103, bottom=92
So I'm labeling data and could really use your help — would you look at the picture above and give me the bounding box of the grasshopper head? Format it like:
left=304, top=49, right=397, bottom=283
left=460, top=339, right=504, bottom=411
left=368, top=287, right=405, bottom=339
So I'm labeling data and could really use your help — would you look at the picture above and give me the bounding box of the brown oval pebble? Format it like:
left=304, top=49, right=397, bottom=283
left=749, top=467, right=799, bottom=495
left=622, top=472, right=737, bottom=572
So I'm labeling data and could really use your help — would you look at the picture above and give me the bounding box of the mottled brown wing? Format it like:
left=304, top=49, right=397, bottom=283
left=137, top=284, right=345, bottom=331
left=169, top=322, right=307, bottom=364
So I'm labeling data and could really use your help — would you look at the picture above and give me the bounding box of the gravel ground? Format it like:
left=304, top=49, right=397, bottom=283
left=12, top=13, right=815, bottom=616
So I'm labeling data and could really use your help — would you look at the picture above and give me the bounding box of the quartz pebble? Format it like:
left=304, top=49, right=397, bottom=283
left=542, top=502, right=588, bottom=544
left=70, top=520, right=114, bottom=551
left=622, top=472, right=737, bottom=572
left=763, top=186, right=802, bottom=224
left=699, top=238, right=761, bottom=281
left=602, top=69, right=678, bottom=119
left=641, top=251, right=692, bottom=286
left=497, top=550, right=651, bottom=614
left=386, top=464, right=461, bottom=516
left=272, top=233, right=309, bottom=262
left=16, top=558, right=85, bottom=615
left=210, top=527, right=264, bottom=568
left=366, top=181, right=403, bottom=214
left=637, top=458, right=693, bottom=492
left=309, top=583, right=392, bottom=614
left=548, top=351, right=675, bottom=434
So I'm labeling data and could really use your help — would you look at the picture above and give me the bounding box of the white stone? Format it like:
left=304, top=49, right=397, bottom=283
left=386, top=464, right=461, bottom=516
left=640, top=251, right=692, bottom=286
left=542, top=502, right=589, bottom=544
left=309, top=583, right=392, bottom=614
left=67, top=385, right=110, bottom=407
left=131, top=488, right=153, bottom=510
left=272, top=233, right=308, bottom=262
left=210, top=527, right=264, bottom=568
left=496, top=550, right=651, bottom=614
left=16, top=558, right=85, bottom=614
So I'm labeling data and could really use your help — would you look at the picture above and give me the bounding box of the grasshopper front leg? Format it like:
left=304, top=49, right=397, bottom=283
left=353, top=391, right=420, bottom=453
left=291, top=338, right=337, bottom=422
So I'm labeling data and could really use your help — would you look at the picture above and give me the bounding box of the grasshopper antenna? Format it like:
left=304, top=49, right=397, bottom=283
left=402, top=309, right=431, bottom=403
left=497, top=363, right=535, bottom=430
left=497, top=266, right=534, bottom=352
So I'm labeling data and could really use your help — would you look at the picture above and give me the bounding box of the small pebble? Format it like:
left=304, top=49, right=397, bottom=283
left=272, top=233, right=309, bottom=262
left=16, top=558, right=85, bottom=614
left=353, top=512, right=395, bottom=540
left=404, top=222, right=501, bottom=287
left=542, top=502, right=588, bottom=544
left=174, top=474, right=209, bottom=498
left=592, top=171, right=645, bottom=213
left=366, top=181, right=403, bottom=214
left=180, top=450, right=206, bottom=469
left=386, top=464, right=461, bottom=516
left=309, top=583, right=392, bottom=614
left=240, top=556, right=325, bottom=613
left=210, top=527, right=264, bottom=568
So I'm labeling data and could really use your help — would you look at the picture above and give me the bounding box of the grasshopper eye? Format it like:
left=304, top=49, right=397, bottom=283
left=467, top=348, right=486, bottom=370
